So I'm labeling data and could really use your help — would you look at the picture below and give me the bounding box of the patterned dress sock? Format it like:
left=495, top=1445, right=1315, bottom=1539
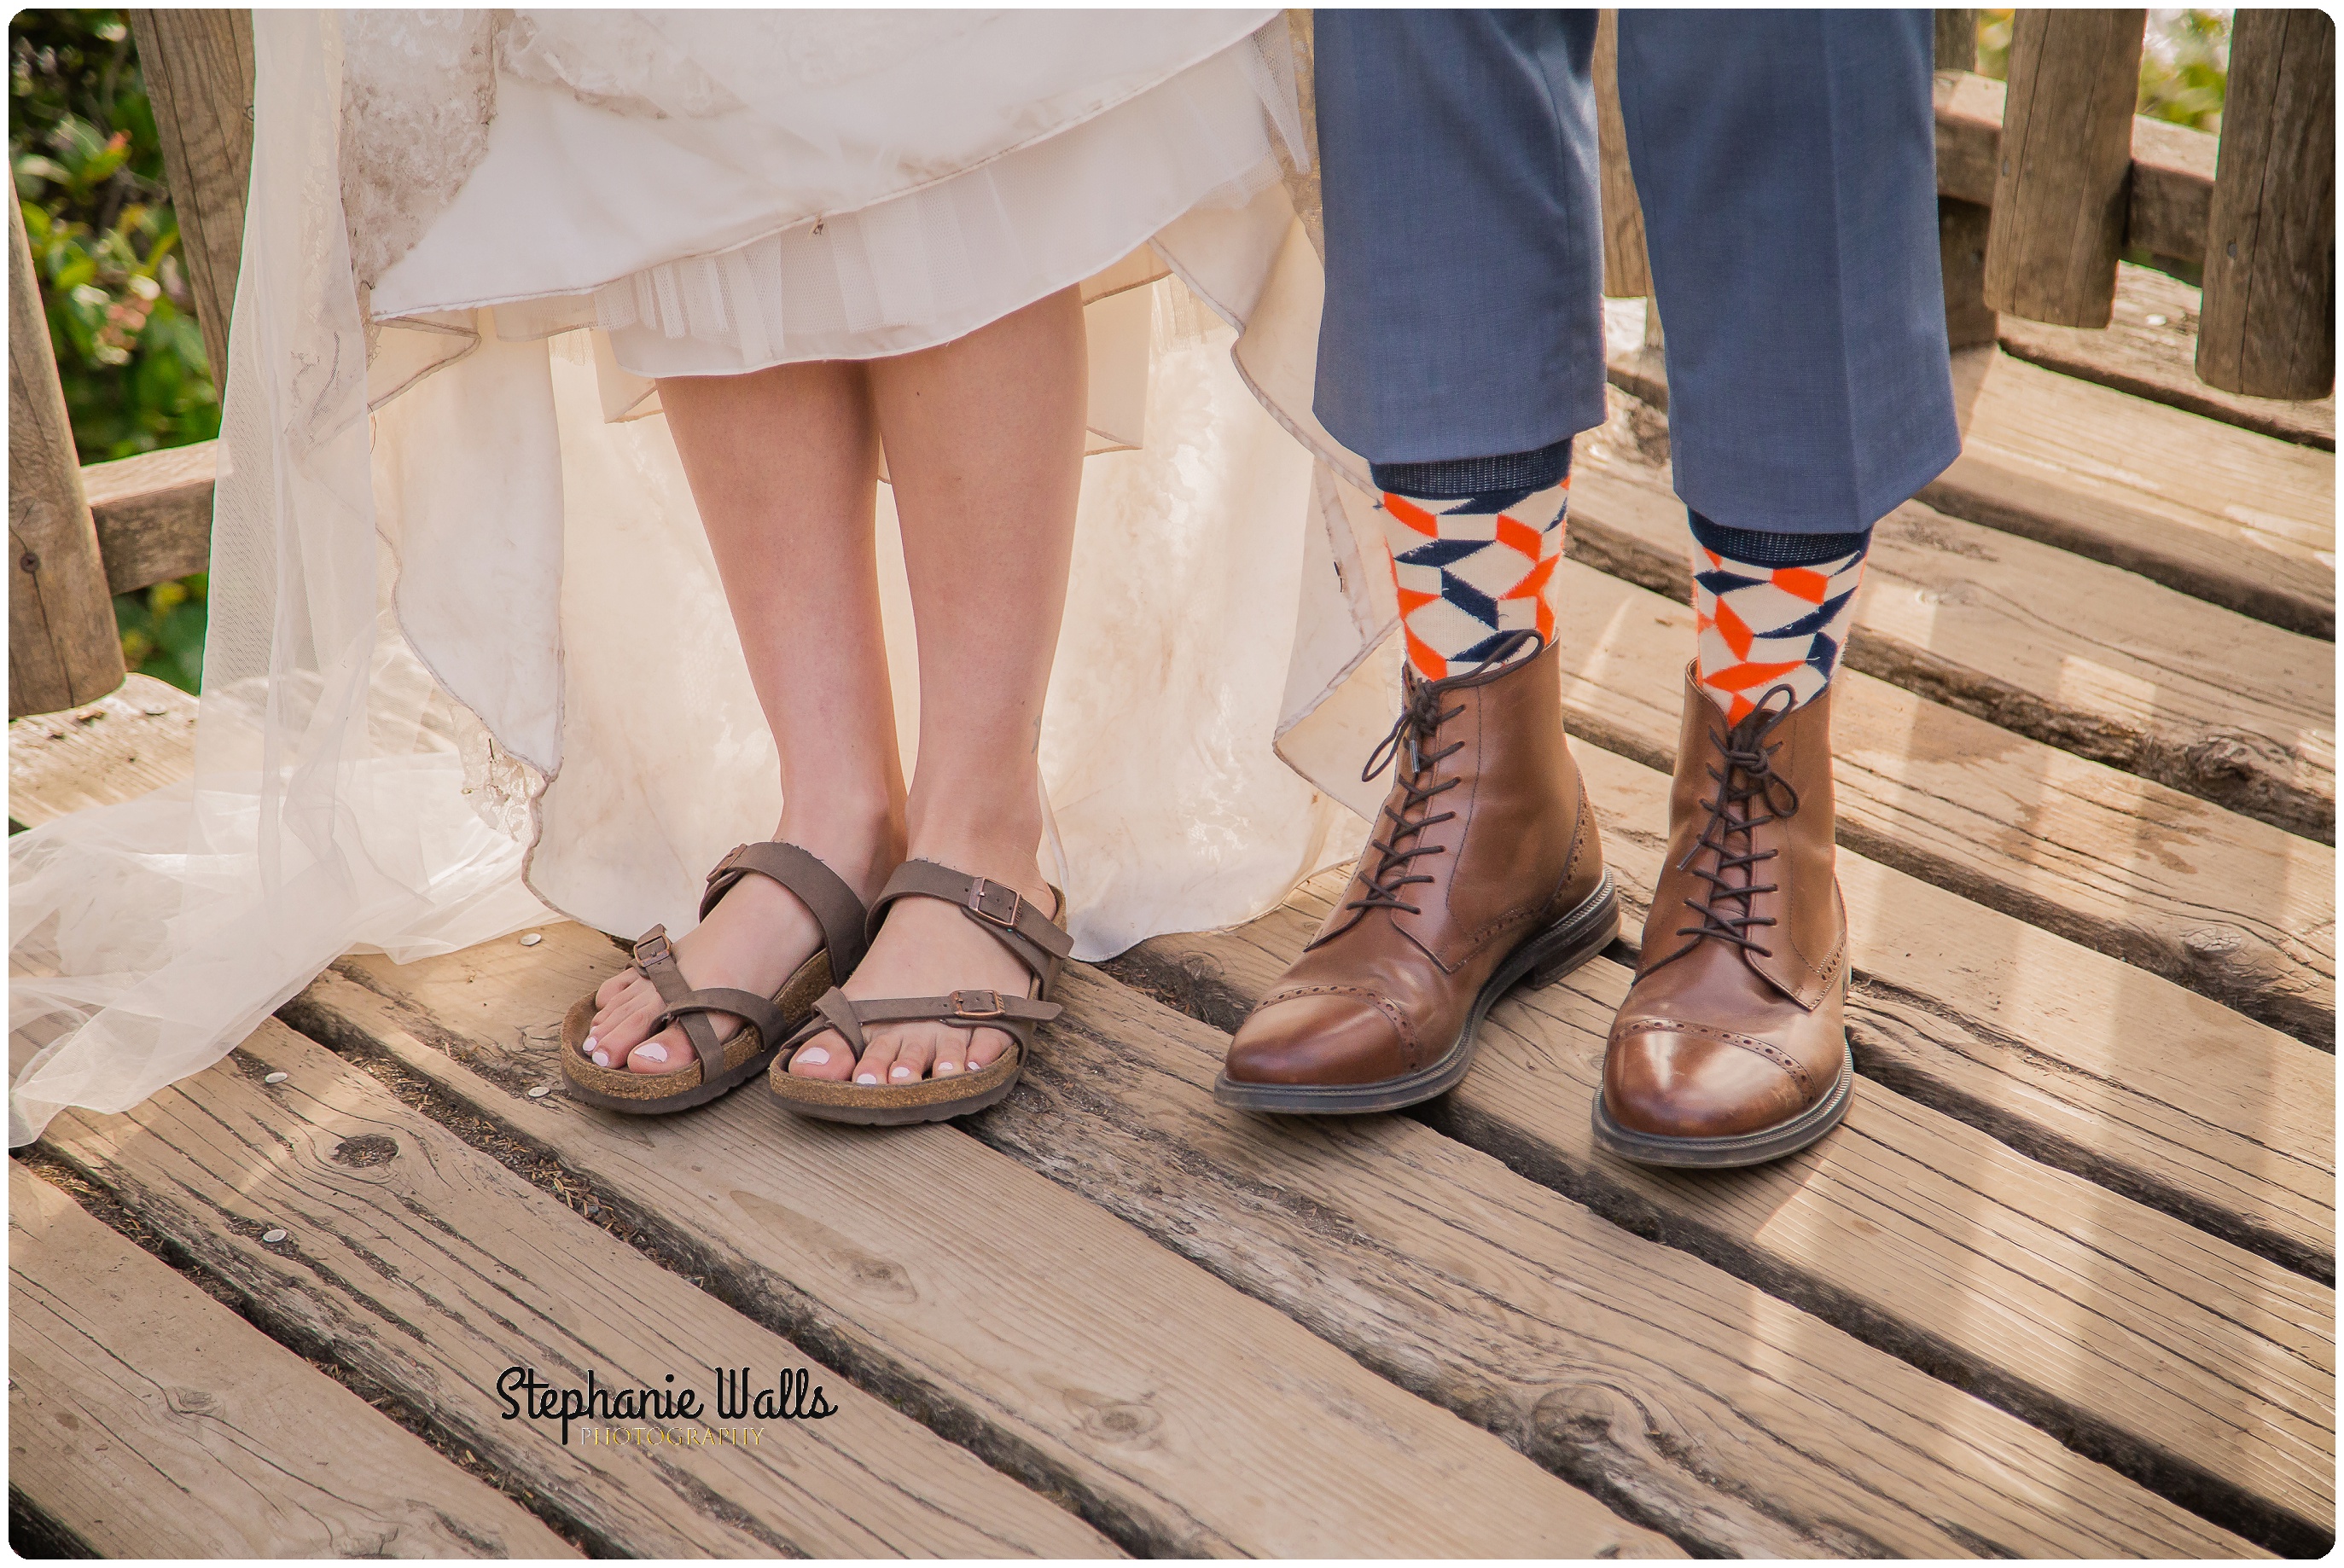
left=1687, top=508, right=1872, bottom=722
left=1370, top=437, right=1573, bottom=681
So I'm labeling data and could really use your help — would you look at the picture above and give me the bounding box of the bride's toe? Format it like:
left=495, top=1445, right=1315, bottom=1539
left=877, top=1027, right=939, bottom=1083
left=932, top=1031, right=970, bottom=1077
left=964, top=1026, right=1012, bottom=1071
left=848, top=1032, right=903, bottom=1087
left=587, top=990, right=661, bottom=1065
left=625, top=1024, right=701, bottom=1076
left=787, top=1029, right=855, bottom=1081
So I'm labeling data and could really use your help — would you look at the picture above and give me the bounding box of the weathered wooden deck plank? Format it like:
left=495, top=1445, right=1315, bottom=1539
left=9, top=1160, right=576, bottom=1559
left=1120, top=891, right=2335, bottom=1551
left=1543, top=555, right=2334, bottom=1045
left=288, top=927, right=2269, bottom=1560
left=1588, top=740, right=2333, bottom=1280
left=278, top=948, right=1678, bottom=1559
left=8, top=671, right=197, bottom=831
left=1138, top=730, right=2335, bottom=1287
left=1005, top=967, right=2271, bottom=1559
left=36, top=1021, right=1126, bottom=1559
left=1926, top=348, right=2335, bottom=637
left=1996, top=262, right=2335, bottom=450
left=1571, top=409, right=2335, bottom=841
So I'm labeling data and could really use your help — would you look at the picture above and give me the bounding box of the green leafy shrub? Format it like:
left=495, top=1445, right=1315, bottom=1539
left=10, top=8, right=214, bottom=691
left=2136, top=9, right=2230, bottom=133
left=1974, top=9, right=2230, bottom=132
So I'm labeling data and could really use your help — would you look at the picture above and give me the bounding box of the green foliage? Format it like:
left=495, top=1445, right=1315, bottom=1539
left=2137, top=9, right=2229, bottom=133
left=115, top=571, right=206, bottom=692
left=1974, top=9, right=2230, bottom=133
left=11, top=9, right=214, bottom=691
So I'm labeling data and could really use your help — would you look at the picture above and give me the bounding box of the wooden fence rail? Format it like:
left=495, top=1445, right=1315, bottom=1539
left=8, top=9, right=2335, bottom=719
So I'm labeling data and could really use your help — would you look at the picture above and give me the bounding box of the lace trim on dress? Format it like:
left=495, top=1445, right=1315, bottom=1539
left=338, top=11, right=498, bottom=292
left=496, top=11, right=744, bottom=119
left=477, top=20, right=1304, bottom=377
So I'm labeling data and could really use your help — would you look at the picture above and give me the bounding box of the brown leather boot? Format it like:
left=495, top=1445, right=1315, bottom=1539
left=1217, top=630, right=1617, bottom=1113
left=1595, top=665, right=1854, bottom=1166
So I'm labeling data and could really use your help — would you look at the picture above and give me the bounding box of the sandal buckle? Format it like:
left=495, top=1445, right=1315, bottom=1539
left=707, top=844, right=747, bottom=883
left=967, top=878, right=1021, bottom=928
left=635, top=925, right=672, bottom=966
left=950, top=988, right=1006, bottom=1019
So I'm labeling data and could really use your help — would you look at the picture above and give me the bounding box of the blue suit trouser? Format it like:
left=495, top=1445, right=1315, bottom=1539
left=1311, top=9, right=1963, bottom=534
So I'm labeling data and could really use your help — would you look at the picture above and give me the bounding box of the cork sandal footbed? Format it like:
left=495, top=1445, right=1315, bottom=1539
left=561, top=948, right=835, bottom=1113
left=767, top=1037, right=1026, bottom=1126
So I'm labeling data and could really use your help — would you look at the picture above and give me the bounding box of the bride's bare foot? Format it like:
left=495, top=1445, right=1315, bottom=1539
left=585, top=822, right=898, bottom=1075
left=785, top=831, right=1054, bottom=1084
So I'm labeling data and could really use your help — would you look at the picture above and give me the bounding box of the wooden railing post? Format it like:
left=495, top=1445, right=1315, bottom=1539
left=10, top=200, right=125, bottom=719
left=127, top=9, right=254, bottom=398
left=2196, top=9, right=2335, bottom=400
left=1593, top=11, right=1651, bottom=300
left=1982, top=9, right=2147, bottom=328
left=1934, top=9, right=1998, bottom=350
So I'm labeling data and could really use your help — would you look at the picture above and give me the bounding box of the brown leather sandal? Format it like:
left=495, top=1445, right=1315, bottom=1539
left=561, top=842, right=871, bottom=1114
left=768, top=859, right=1070, bottom=1126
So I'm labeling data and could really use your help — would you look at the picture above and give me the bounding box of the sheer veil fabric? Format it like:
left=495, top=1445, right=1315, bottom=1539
left=9, top=9, right=1410, bottom=1145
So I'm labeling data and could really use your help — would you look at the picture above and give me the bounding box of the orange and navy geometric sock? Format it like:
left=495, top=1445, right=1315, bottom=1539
left=1688, top=509, right=1870, bottom=722
left=1370, top=439, right=1571, bottom=681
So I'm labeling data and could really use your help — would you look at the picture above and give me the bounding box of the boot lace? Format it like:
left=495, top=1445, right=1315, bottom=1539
left=1314, top=630, right=1543, bottom=944
left=1646, top=682, right=1803, bottom=971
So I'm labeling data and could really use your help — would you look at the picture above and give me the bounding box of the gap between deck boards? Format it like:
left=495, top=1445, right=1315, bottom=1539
left=274, top=927, right=2277, bottom=1559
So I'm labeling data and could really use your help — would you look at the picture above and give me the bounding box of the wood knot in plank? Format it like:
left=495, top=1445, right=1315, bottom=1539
left=331, top=1134, right=399, bottom=1169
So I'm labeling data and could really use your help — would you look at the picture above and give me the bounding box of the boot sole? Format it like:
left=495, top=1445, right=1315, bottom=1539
left=1590, top=1042, right=1854, bottom=1168
left=1213, top=870, right=1620, bottom=1116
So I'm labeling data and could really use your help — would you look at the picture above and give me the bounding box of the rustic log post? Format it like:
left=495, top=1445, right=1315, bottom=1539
left=1593, top=11, right=1651, bottom=299
left=1981, top=9, right=2146, bottom=328
left=2196, top=9, right=2335, bottom=400
left=1934, top=9, right=1997, bottom=349
left=1934, top=8, right=1977, bottom=71
left=128, top=9, right=254, bottom=398
left=10, top=201, right=126, bottom=718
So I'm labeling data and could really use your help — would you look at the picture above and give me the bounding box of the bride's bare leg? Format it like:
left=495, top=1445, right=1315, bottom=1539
left=786, top=287, right=1086, bottom=1085
left=585, top=361, right=907, bottom=1074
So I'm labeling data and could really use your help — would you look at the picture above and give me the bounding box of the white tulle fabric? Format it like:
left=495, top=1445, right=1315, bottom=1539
left=9, top=10, right=1409, bottom=1146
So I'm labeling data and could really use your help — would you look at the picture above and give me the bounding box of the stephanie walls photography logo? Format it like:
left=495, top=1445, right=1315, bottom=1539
left=497, top=1364, right=839, bottom=1447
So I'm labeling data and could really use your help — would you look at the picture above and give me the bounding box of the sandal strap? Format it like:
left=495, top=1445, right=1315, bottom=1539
left=781, top=986, right=1061, bottom=1071
left=702, top=841, right=869, bottom=974
left=801, top=987, right=869, bottom=1060
left=657, top=985, right=793, bottom=1060
left=867, top=859, right=1073, bottom=992
left=629, top=925, right=722, bottom=1066
left=846, top=992, right=1063, bottom=1029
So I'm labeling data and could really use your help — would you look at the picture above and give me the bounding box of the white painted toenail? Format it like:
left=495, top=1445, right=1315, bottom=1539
left=590, top=1051, right=609, bottom=1067
left=798, top=1047, right=829, bottom=1066
left=637, top=1042, right=668, bottom=1064
left=936, top=1061, right=961, bottom=1076
left=890, top=1064, right=913, bottom=1080
left=856, top=1072, right=879, bottom=1085
left=583, top=1033, right=596, bottom=1053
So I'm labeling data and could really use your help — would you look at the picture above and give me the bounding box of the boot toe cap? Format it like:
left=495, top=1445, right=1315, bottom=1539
left=1602, top=1025, right=1810, bottom=1141
left=1225, top=990, right=1413, bottom=1086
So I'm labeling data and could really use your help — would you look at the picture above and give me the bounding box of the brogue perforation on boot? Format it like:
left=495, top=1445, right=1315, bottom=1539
left=1217, top=631, right=1620, bottom=1114
left=1594, top=664, right=1854, bottom=1167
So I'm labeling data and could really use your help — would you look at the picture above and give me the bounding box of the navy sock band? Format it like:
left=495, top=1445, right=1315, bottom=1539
left=1687, top=508, right=1871, bottom=567
left=1371, top=437, right=1573, bottom=500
